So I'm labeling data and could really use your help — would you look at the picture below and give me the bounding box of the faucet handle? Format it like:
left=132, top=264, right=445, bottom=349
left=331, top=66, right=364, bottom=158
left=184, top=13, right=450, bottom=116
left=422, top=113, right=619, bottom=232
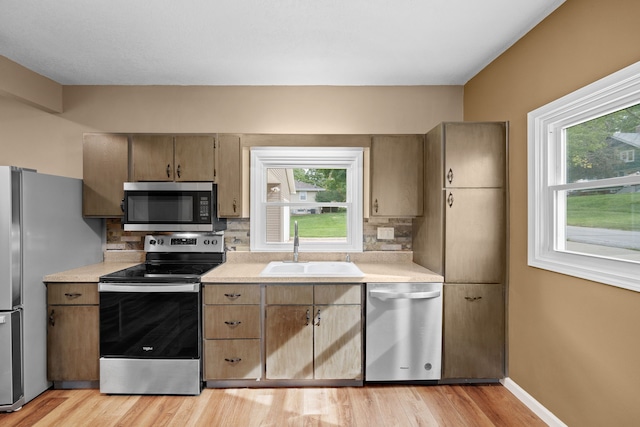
left=346, top=254, right=351, bottom=262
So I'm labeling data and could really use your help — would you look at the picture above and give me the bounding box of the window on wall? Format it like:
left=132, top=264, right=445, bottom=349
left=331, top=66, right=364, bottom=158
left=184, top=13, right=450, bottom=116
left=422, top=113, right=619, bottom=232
left=250, top=147, right=363, bottom=252
left=528, top=61, right=640, bottom=292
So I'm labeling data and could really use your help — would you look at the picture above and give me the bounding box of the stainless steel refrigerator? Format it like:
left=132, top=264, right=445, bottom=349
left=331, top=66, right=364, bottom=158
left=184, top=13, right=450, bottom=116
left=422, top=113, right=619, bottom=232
left=0, top=166, right=104, bottom=412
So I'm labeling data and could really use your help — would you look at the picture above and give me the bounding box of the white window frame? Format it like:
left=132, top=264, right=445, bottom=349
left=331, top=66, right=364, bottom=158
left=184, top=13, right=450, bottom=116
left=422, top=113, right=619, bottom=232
left=528, top=60, right=640, bottom=293
left=250, top=146, right=363, bottom=252
left=620, top=150, right=635, bottom=163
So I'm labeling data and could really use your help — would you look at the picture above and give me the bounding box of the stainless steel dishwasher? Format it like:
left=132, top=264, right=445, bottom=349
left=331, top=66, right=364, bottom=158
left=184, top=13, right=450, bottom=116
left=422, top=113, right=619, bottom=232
left=365, top=282, right=443, bottom=381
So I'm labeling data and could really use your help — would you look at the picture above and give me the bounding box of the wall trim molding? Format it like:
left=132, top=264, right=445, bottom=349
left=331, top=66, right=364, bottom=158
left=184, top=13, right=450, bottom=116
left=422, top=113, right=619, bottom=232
left=501, top=377, right=568, bottom=427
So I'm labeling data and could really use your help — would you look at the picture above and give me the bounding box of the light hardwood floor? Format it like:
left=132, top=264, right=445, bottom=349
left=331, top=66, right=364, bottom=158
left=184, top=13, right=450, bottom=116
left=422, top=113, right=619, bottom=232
left=0, top=385, right=546, bottom=426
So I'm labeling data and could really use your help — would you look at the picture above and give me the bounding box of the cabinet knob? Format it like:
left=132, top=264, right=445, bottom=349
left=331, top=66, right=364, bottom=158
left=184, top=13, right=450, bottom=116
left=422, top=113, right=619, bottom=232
left=224, top=293, right=242, bottom=299
left=447, top=192, right=454, bottom=208
left=224, top=320, right=242, bottom=326
left=49, top=309, right=55, bottom=326
left=64, top=293, right=82, bottom=299
left=447, top=168, right=454, bottom=184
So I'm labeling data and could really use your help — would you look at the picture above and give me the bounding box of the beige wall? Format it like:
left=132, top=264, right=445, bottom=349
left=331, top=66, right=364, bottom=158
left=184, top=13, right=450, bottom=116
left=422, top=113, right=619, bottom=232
left=1, top=83, right=462, bottom=178
left=464, top=0, right=640, bottom=426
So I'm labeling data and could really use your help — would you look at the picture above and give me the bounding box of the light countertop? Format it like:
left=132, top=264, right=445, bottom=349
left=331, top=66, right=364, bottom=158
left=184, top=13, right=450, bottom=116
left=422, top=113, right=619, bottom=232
left=44, top=251, right=443, bottom=284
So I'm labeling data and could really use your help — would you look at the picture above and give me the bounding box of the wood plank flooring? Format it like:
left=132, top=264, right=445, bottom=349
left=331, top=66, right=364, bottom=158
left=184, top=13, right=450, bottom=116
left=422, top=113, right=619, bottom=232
left=0, top=385, right=546, bottom=427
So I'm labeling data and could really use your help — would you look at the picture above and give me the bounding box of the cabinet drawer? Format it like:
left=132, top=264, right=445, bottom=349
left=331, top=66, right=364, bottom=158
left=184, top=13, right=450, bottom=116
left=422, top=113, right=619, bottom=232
left=47, top=283, right=98, bottom=305
left=314, top=285, right=361, bottom=305
left=204, top=305, right=261, bottom=339
left=204, top=284, right=260, bottom=305
left=266, top=285, right=313, bottom=305
left=204, top=339, right=261, bottom=380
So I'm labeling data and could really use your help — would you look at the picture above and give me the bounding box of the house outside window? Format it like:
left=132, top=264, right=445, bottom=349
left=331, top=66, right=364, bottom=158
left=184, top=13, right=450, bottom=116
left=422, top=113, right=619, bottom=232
left=250, top=147, right=363, bottom=252
left=528, top=61, right=640, bottom=292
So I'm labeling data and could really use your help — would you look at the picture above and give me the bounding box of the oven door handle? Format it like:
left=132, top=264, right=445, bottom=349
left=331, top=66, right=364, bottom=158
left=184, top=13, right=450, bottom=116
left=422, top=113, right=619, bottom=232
left=98, top=283, right=200, bottom=293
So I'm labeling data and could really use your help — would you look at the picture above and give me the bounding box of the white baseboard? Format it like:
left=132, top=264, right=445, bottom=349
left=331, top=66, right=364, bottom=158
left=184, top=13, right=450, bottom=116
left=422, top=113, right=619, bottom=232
left=501, top=377, right=568, bottom=427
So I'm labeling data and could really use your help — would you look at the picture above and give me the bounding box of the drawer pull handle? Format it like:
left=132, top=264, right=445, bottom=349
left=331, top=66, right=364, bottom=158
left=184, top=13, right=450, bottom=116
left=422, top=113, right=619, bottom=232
left=464, top=296, right=482, bottom=302
left=447, top=168, right=454, bottom=184
left=225, top=358, right=242, bottom=364
left=224, top=293, right=242, bottom=299
left=305, top=309, right=311, bottom=326
left=224, top=320, right=242, bottom=326
left=315, top=309, right=321, bottom=326
left=64, top=293, right=82, bottom=299
left=49, top=310, right=55, bottom=326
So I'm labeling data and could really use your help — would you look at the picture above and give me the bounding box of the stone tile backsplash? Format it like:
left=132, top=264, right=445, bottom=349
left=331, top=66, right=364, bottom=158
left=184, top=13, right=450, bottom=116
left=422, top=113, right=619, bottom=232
left=106, top=217, right=413, bottom=253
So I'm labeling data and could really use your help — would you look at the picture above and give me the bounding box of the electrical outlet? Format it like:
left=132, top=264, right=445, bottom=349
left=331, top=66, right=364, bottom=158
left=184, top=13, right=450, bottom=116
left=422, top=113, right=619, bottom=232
left=377, top=227, right=394, bottom=240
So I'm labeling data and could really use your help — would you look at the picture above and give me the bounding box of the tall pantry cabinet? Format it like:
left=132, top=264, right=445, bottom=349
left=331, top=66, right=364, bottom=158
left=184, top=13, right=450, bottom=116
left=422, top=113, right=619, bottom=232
left=413, top=122, right=507, bottom=381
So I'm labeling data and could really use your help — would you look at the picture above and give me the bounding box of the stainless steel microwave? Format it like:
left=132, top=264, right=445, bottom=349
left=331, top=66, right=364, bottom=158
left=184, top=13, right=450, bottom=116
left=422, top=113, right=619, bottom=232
left=122, top=182, right=226, bottom=232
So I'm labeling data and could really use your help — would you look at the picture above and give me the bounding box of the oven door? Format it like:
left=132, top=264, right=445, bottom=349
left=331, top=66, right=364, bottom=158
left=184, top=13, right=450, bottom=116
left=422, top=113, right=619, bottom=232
left=99, top=283, right=201, bottom=359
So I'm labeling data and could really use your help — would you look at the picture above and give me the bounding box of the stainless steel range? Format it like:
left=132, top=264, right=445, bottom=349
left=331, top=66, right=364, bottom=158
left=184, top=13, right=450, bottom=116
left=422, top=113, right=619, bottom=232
left=98, top=232, right=225, bottom=395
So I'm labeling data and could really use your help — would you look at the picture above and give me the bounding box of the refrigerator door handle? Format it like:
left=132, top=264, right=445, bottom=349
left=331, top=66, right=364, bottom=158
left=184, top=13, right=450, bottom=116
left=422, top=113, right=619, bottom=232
left=369, top=289, right=441, bottom=300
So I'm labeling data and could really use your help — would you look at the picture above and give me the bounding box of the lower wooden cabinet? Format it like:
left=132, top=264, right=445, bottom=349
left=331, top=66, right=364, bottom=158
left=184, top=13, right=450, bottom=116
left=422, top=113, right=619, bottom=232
left=265, top=284, right=363, bottom=381
left=442, top=283, right=505, bottom=380
left=46, top=283, right=99, bottom=382
left=203, top=284, right=261, bottom=381
left=203, top=283, right=363, bottom=385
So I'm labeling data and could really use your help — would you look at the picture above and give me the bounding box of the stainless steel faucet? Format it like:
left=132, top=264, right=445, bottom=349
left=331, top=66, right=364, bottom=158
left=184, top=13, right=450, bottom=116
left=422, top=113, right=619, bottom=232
left=293, top=220, right=299, bottom=262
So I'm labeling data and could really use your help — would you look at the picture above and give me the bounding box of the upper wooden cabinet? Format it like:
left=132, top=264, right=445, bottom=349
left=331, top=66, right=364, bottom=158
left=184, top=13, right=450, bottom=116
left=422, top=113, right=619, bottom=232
left=82, top=133, right=128, bottom=217
left=370, top=135, right=424, bottom=217
left=217, top=134, right=249, bottom=218
left=174, top=135, right=216, bottom=182
left=131, top=134, right=215, bottom=182
left=435, top=122, right=507, bottom=189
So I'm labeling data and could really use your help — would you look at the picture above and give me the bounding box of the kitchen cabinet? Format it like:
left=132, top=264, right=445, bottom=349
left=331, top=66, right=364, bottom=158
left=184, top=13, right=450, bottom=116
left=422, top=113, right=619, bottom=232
left=443, top=283, right=504, bottom=379
left=413, top=121, right=507, bottom=380
left=216, top=134, right=249, bottom=218
left=131, top=134, right=215, bottom=182
left=46, top=283, right=99, bottom=384
left=370, top=135, right=423, bottom=217
left=265, top=284, right=362, bottom=381
left=203, top=284, right=261, bottom=381
left=82, top=133, right=128, bottom=217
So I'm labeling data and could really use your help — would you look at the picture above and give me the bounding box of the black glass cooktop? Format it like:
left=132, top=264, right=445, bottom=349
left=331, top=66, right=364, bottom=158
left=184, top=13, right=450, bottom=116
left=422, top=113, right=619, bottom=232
left=100, top=253, right=225, bottom=284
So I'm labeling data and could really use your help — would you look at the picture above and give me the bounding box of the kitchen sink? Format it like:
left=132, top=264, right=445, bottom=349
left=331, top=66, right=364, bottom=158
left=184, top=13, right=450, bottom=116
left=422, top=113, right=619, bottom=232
left=259, top=261, right=365, bottom=277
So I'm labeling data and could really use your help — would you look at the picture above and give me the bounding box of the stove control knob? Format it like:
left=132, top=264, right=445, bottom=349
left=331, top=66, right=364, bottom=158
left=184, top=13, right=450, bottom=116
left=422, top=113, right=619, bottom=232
left=149, top=239, right=157, bottom=245
left=204, top=239, right=210, bottom=245
left=158, top=238, right=165, bottom=245
left=212, top=239, right=218, bottom=245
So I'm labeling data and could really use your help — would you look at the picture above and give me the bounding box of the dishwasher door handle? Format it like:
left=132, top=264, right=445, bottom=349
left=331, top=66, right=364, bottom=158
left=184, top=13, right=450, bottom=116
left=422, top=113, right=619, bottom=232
left=370, top=289, right=441, bottom=300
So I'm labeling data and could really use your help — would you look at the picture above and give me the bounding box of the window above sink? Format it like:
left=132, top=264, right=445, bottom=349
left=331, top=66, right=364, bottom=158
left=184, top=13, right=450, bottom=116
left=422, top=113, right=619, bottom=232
left=250, top=147, right=364, bottom=253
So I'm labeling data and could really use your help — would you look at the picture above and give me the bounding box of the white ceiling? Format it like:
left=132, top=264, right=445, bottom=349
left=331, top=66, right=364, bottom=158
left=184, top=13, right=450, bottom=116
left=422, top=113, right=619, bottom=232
left=0, top=0, right=565, bottom=86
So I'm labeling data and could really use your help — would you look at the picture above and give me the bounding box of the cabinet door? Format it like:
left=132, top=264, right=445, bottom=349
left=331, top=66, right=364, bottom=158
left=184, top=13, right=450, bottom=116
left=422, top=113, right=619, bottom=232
left=82, top=134, right=128, bottom=217
left=443, top=122, right=506, bottom=188
left=265, top=305, right=314, bottom=379
left=217, top=134, right=243, bottom=217
left=174, top=135, right=215, bottom=181
left=442, top=283, right=504, bottom=379
left=47, top=305, right=99, bottom=381
left=444, top=188, right=505, bottom=283
left=370, top=135, right=423, bottom=217
left=314, top=305, right=362, bottom=380
left=131, top=135, right=175, bottom=181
